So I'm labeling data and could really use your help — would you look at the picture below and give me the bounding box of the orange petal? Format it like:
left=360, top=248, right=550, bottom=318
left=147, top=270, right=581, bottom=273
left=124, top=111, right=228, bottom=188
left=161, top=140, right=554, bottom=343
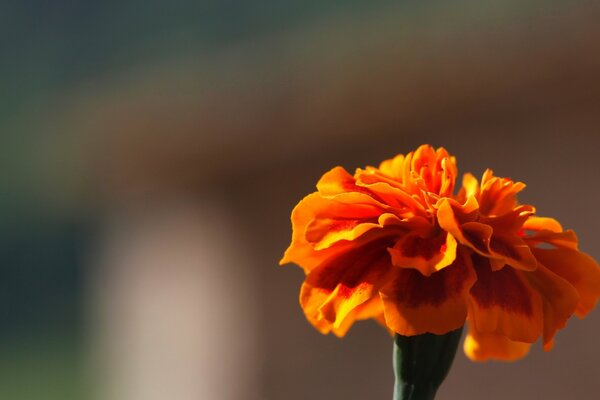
left=468, top=254, right=543, bottom=343
left=316, top=166, right=357, bottom=196
left=359, top=296, right=394, bottom=333
left=316, top=167, right=394, bottom=209
left=437, top=197, right=480, bottom=246
left=531, top=246, right=600, bottom=318
left=488, top=233, right=537, bottom=271
left=280, top=193, right=356, bottom=271
left=388, top=232, right=457, bottom=276
left=326, top=299, right=385, bottom=337
left=523, top=263, right=579, bottom=350
left=280, top=190, right=389, bottom=269
left=380, top=250, right=476, bottom=336
left=439, top=154, right=458, bottom=197
left=522, top=216, right=563, bottom=233
left=300, top=242, right=392, bottom=336
left=378, top=154, right=406, bottom=180
left=460, top=221, right=494, bottom=255
left=460, top=173, right=480, bottom=201
left=464, top=326, right=531, bottom=362
left=478, top=170, right=526, bottom=217
left=482, top=204, right=535, bottom=234
left=306, top=217, right=380, bottom=251
left=524, top=229, right=578, bottom=251
left=355, top=171, right=427, bottom=214
left=408, top=145, right=457, bottom=196
left=438, top=198, right=536, bottom=272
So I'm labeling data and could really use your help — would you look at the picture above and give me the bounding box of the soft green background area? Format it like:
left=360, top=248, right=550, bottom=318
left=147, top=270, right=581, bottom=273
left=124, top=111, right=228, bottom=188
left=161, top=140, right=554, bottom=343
left=0, top=332, right=85, bottom=399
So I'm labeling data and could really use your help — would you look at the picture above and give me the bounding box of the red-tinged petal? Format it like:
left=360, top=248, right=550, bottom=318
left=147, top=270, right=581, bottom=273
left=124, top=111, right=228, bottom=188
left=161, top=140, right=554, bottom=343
left=482, top=204, right=536, bottom=234
left=437, top=196, right=479, bottom=225
left=468, top=254, right=543, bottom=343
left=300, top=242, right=392, bottom=336
left=489, top=233, right=537, bottom=271
left=306, top=218, right=380, bottom=251
left=530, top=246, right=600, bottom=317
left=455, top=221, right=506, bottom=272
left=464, top=327, right=531, bottom=362
left=437, top=197, right=478, bottom=242
left=380, top=250, right=476, bottom=336
left=461, top=222, right=494, bottom=254
left=438, top=198, right=536, bottom=272
left=281, top=189, right=392, bottom=268
left=388, top=232, right=457, bottom=276
left=523, top=264, right=579, bottom=350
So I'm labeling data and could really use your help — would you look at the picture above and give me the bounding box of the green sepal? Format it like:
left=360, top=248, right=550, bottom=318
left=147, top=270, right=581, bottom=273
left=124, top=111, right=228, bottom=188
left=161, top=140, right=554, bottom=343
left=393, top=326, right=463, bottom=400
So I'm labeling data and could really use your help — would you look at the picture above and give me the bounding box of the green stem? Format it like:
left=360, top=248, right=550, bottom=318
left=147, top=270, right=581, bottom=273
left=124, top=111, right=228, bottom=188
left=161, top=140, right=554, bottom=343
left=393, top=327, right=463, bottom=400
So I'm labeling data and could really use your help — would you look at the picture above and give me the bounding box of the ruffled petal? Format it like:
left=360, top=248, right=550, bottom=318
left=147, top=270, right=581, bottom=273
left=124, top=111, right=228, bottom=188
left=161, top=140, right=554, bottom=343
left=371, top=145, right=457, bottom=197
left=331, top=296, right=389, bottom=337
left=409, top=145, right=457, bottom=196
left=388, top=232, right=457, bottom=276
left=523, top=263, right=579, bottom=350
left=316, top=166, right=357, bottom=196
left=306, top=217, right=380, bottom=251
left=354, top=174, right=427, bottom=216
left=478, top=170, right=526, bottom=217
left=280, top=193, right=356, bottom=271
left=488, top=233, right=537, bottom=271
left=482, top=204, right=535, bottom=234
left=280, top=190, right=390, bottom=269
left=437, top=197, right=480, bottom=244
left=531, top=246, right=600, bottom=318
left=438, top=198, right=536, bottom=271
left=464, top=326, right=531, bottom=361
left=316, top=167, right=394, bottom=209
left=380, top=250, right=476, bottom=335
left=468, top=254, right=543, bottom=343
left=300, top=242, right=392, bottom=336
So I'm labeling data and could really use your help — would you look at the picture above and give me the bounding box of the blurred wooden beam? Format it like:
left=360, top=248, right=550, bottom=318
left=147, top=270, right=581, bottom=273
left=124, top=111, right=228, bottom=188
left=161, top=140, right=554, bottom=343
left=47, top=1, right=600, bottom=203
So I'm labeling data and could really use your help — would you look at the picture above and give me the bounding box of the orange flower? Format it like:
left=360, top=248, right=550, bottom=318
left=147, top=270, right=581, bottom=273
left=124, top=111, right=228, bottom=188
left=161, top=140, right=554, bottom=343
left=280, top=144, right=600, bottom=361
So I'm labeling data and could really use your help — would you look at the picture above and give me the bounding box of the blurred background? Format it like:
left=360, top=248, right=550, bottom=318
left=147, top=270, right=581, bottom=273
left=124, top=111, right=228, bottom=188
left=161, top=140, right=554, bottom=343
left=2, top=1, right=600, bottom=399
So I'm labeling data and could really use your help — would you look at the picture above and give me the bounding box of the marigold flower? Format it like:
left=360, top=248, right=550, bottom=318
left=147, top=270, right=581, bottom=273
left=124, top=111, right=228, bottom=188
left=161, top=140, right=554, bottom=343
left=280, top=144, right=600, bottom=361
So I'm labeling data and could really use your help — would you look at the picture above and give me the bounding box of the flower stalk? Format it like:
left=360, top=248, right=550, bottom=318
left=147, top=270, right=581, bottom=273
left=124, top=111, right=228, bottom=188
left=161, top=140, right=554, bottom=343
left=393, top=327, right=463, bottom=400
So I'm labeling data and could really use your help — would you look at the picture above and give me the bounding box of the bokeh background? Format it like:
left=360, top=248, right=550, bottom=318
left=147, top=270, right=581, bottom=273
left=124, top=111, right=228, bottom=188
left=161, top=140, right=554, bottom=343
left=2, top=1, right=600, bottom=399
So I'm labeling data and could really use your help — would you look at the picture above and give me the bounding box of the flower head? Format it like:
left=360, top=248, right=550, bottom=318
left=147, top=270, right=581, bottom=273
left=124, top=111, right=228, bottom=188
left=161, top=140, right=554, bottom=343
left=280, top=144, right=600, bottom=361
